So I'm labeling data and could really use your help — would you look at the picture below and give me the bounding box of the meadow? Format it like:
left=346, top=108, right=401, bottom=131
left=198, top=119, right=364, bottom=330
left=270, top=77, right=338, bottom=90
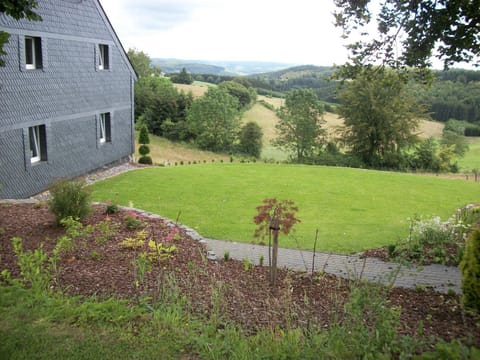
left=458, top=137, right=480, bottom=170
left=138, top=132, right=230, bottom=165
left=89, top=164, right=479, bottom=253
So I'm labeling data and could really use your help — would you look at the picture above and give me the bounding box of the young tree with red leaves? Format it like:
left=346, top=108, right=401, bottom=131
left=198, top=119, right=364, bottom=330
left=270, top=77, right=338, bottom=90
left=253, top=198, right=300, bottom=286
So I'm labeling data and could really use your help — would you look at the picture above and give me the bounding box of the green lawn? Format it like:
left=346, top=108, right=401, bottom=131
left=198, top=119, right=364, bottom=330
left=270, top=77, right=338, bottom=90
left=89, top=164, right=479, bottom=253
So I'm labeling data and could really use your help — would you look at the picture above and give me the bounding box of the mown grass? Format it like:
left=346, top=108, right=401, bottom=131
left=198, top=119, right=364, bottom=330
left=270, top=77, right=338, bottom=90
left=89, top=164, right=479, bottom=253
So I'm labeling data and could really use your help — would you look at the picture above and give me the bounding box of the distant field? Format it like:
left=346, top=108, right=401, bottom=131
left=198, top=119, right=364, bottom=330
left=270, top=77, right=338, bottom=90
left=135, top=132, right=229, bottom=164
left=173, top=81, right=212, bottom=98
left=89, top=164, right=480, bottom=254
left=258, top=95, right=284, bottom=108
left=458, top=137, right=480, bottom=170
left=242, top=102, right=279, bottom=144
left=150, top=90, right=450, bottom=162
left=251, top=96, right=444, bottom=156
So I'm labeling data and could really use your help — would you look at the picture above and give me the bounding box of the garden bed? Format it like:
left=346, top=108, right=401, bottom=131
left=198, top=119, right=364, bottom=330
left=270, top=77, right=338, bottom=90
left=0, top=202, right=479, bottom=348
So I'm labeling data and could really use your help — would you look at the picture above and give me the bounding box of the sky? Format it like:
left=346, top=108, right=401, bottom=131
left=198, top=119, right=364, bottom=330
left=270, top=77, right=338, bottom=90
left=99, top=0, right=351, bottom=66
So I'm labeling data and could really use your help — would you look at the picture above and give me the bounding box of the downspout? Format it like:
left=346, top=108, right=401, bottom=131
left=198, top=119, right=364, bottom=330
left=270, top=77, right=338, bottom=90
left=130, top=75, right=135, bottom=159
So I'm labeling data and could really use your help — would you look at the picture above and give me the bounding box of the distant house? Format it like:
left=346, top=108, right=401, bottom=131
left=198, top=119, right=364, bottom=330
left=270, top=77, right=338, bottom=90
left=0, top=0, right=137, bottom=199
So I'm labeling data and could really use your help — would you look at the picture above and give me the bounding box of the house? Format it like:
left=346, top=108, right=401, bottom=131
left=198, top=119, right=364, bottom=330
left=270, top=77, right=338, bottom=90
left=0, top=0, right=137, bottom=199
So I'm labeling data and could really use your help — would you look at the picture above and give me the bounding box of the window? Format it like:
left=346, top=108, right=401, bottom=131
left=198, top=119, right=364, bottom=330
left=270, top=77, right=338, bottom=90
left=98, top=44, right=109, bottom=70
left=29, top=125, right=47, bottom=163
left=99, top=113, right=111, bottom=143
left=25, top=36, right=42, bottom=70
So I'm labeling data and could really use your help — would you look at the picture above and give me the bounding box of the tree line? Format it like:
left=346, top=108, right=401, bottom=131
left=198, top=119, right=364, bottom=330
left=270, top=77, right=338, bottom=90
left=185, top=66, right=480, bottom=126
left=128, top=49, right=261, bottom=158
left=128, top=48, right=473, bottom=172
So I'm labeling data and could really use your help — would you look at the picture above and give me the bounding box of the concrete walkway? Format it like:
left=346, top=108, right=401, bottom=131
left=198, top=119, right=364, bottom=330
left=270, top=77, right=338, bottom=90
left=118, top=206, right=462, bottom=295
left=202, top=238, right=462, bottom=294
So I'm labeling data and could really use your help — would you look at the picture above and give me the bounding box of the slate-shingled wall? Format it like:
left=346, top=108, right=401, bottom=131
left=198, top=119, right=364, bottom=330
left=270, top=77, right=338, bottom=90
left=0, top=0, right=136, bottom=198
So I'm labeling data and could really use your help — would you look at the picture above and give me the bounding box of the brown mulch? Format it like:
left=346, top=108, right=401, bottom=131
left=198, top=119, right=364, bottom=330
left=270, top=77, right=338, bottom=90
left=1, top=202, right=479, bottom=347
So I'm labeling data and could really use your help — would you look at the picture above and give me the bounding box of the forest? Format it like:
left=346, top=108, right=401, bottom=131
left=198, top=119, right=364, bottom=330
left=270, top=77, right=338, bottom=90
left=188, top=66, right=480, bottom=126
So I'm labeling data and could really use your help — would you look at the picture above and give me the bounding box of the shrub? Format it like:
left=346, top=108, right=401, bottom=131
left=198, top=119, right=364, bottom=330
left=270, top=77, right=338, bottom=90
left=138, top=125, right=150, bottom=145
left=105, top=202, right=119, bottom=215
left=138, top=125, right=151, bottom=165
left=124, top=211, right=145, bottom=230
left=460, top=226, right=480, bottom=312
left=408, top=216, right=456, bottom=246
left=138, top=144, right=150, bottom=156
left=138, top=156, right=153, bottom=165
left=48, top=180, right=91, bottom=225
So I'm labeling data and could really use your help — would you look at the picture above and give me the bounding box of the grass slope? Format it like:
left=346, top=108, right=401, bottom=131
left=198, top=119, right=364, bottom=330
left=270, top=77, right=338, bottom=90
left=89, top=164, right=479, bottom=253
left=173, top=81, right=212, bottom=98
left=458, top=137, right=480, bottom=170
left=136, top=132, right=230, bottom=165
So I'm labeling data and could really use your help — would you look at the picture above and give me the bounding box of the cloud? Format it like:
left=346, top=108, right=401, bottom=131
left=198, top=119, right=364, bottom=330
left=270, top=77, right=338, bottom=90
left=101, top=0, right=221, bottom=33
left=100, top=0, right=349, bottom=65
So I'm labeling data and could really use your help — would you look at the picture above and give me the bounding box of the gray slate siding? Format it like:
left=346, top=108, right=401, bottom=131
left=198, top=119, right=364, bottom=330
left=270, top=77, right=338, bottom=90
left=0, top=0, right=111, bottom=41
left=0, top=0, right=136, bottom=199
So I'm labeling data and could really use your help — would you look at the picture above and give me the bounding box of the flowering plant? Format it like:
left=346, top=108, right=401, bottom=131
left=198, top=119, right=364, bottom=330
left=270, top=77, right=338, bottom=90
left=124, top=211, right=145, bottom=230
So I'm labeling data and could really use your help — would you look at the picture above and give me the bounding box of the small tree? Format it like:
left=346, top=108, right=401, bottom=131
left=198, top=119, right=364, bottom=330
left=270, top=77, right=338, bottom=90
left=274, top=89, right=326, bottom=163
left=253, top=198, right=300, bottom=286
left=238, top=122, right=263, bottom=158
left=460, top=226, right=480, bottom=313
left=138, top=125, right=152, bottom=165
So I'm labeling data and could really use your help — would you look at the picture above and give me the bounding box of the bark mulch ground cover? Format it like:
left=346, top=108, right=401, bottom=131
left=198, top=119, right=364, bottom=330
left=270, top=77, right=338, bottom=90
left=1, top=202, right=479, bottom=347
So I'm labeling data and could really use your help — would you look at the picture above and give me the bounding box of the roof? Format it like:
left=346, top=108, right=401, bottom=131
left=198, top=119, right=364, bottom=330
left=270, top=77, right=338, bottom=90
left=94, top=0, right=138, bottom=80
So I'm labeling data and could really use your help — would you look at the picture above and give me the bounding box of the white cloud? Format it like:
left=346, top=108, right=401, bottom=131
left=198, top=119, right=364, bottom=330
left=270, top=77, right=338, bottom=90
left=100, top=0, right=349, bottom=65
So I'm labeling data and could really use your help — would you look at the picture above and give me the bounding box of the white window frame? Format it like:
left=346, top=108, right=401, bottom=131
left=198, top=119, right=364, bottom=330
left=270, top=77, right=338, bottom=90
left=98, top=44, right=109, bottom=70
left=25, top=36, right=42, bottom=70
left=99, top=113, right=107, bottom=143
left=99, top=112, right=111, bottom=144
left=29, top=125, right=43, bottom=163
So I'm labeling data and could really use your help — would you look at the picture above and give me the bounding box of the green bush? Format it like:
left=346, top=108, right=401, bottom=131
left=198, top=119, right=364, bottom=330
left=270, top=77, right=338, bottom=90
left=138, top=144, right=150, bottom=156
left=138, top=156, right=153, bottom=165
left=138, top=125, right=150, bottom=145
left=138, top=125, right=151, bottom=165
left=460, top=226, right=480, bottom=312
left=48, top=180, right=91, bottom=225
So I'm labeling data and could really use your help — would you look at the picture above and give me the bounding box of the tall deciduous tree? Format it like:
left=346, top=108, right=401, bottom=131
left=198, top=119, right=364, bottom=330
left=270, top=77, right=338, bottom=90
left=274, top=89, right=326, bottom=163
left=218, top=80, right=256, bottom=110
left=338, top=69, right=423, bottom=167
left=334, top=0, right=480, bottom=69
left=187, top=88, right=240, bottom=152
left=134, top=77, right=192, bottom=138
left=0, top=0, right=41, bottom=66
left=127, top=48, right=159, bottom=78
left=238, top=122, right=263, bottom=158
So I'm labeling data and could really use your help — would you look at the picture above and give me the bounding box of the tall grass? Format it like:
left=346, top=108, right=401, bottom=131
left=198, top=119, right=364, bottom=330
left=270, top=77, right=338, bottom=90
left=135, top=132, right=230, bottom=165
left=1, top=280, right=476, bottom=359
left=458, top=138, right=480, bottom=170
left=89, top=164, right=480, bottom=253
